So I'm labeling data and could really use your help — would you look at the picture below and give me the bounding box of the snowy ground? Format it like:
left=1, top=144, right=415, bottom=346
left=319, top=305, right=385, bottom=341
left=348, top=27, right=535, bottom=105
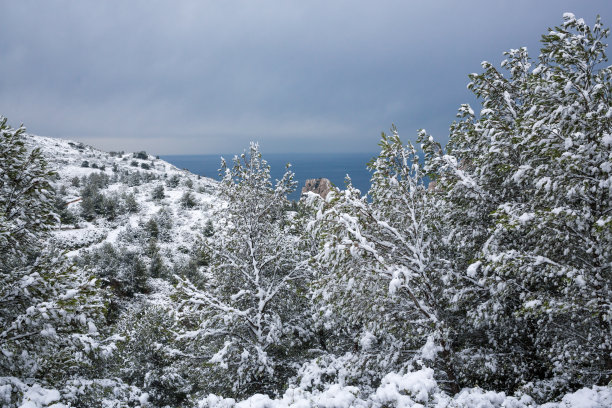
left=199, top=368, right=612, bottom=408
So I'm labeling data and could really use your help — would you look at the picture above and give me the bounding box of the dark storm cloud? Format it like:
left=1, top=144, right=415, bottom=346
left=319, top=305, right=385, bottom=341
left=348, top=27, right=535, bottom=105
left=0, top=1, right=610, bottom=154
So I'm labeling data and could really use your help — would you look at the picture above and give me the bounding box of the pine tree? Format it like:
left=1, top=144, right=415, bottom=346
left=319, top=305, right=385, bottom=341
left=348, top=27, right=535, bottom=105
left=0, top=117, right=57, bottom=254
left=310, top=128, right=461, bottom=392
left=175, top=143, right=312, bottom=398
left=111, top=304, right=188, bottom=407
left=0, top=117, right=107, bottom=402
left=421, top=14, right=612, bottom=398
left=152, top=184, right=165, bottom=200
left=203, top=219, right=215, bottom=237
left=180, top=190, right=197, bottom=208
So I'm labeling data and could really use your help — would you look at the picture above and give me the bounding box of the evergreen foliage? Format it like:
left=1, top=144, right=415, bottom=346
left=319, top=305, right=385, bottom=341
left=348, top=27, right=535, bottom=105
left=78, top=243, right=149, bottom=296
left=203, top=219, right=215, bottom=237
left=180, top=191, right=197, bottom=208
left=111, top=305, right=189, bottom=407
left=133, top=151, right=148, bottom=160
left=175, top=143, right=312, bottom=398
left=152, top=184, right=165, bottom=200
left=0, top=117, right=109, bottom=403
left=0, top=117, right=57, bottom=254
left=417, top=13, right=611, bottom=398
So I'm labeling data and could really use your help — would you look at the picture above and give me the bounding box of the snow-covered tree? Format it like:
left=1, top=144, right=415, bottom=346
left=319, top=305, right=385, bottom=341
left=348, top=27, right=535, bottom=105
left=421, top=14, right=612, bottom=398
left=175, top=143, right=312, bottom=398
left=309, top=129, right=462, bottom=393
left=0, top=117, right=109, bottom=404
left=0, top=117, right=56, bottom=254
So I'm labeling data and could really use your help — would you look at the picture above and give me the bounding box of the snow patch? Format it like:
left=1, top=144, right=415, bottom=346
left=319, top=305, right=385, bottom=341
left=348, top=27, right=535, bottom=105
left=359, top=331, right=376, bottom=351
left=467, top=261, right=481, bottom=278
left=420, top=335, right=442, bottom=360
left=19, top=384, right=63, bottom=408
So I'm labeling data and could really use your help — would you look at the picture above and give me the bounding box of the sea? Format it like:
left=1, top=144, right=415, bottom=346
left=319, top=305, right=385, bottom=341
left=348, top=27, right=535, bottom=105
left=161, top=153, right=378, bottom=201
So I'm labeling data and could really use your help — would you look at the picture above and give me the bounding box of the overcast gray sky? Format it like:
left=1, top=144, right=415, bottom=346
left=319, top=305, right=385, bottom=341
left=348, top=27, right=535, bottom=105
left=1, top=1, right=610, bottom=154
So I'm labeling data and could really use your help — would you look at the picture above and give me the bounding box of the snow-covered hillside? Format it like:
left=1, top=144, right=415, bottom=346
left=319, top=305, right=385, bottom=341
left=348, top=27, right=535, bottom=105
left=24, top=133, right=223, bottom=273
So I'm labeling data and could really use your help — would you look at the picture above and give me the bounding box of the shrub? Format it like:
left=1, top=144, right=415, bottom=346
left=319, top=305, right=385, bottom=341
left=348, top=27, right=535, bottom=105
left=152, top=185, right=165, bottom=200
left=180, top=191, right=197, bottom=208
left=166, top=174, right=180, bottom=188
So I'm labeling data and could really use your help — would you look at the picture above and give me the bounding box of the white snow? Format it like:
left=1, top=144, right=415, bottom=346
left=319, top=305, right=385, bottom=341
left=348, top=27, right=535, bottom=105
left=467, top=261, right=481, bottom=278
left=138, top=392, right=150, bottom=406
left=512, top=165, right=532, bottom=184
left=59, top=289, right=78, bottom=300
left=420, top=335, right=443, bottom=360
left=359, top=331, right=376, bottom=351
left=373, top=368, right=438, bottom=406
left=197, top=367, right=612, bottom=408
left=553, top=386, right=612, bottom=408
left=518, top=212, right=535, bottom=224
left=18, top=384, right=62, bottom=408
left=524, top=300, right=542, bottom=309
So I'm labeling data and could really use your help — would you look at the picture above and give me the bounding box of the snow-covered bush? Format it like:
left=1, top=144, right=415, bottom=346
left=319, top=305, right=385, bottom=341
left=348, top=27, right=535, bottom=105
left=109, top=304, right=191, bottom=407
left=78, top=243, right=149, bottom=296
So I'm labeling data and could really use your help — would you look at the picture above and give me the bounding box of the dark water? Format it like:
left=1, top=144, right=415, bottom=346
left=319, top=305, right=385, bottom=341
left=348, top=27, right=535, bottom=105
left=161, top=153, right=377, bottom=200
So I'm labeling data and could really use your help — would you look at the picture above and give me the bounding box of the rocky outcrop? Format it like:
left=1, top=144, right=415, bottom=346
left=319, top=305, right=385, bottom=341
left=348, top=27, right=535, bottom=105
left=302, top=178, right=333, bottom=199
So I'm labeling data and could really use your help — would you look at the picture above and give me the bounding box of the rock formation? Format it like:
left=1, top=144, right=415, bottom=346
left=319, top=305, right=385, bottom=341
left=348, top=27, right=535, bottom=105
left=301, top=178, right=333, bottom=199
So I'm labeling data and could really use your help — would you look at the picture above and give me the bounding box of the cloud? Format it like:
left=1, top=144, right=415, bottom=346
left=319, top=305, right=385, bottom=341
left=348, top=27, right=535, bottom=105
left=0, top=0, right=610, bottom=153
